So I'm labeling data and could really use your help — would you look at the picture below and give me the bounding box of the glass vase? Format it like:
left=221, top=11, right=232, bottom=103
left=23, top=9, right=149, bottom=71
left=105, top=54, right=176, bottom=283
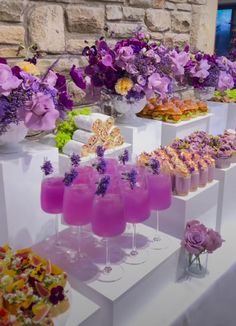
left=186, top=252, right=208, bottom=278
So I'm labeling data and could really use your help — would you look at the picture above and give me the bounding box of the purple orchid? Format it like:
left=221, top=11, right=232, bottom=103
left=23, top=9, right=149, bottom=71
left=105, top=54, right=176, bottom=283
left=217, top=71, right=234, bottom=91
left=24, top=92, right=59, bottom=131
left=190, top=59, right=210, bottom=79
left=170, top=50, right=190, bottom=76
left=0, top=63, right=22, bottom=96
left=70, top=65, right=86, bottom=90
left=147, top=73, right=170, bottom=98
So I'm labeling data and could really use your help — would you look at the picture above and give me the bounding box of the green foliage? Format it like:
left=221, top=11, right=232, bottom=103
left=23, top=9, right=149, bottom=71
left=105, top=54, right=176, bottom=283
left=55, top=107, right=91, bottom=152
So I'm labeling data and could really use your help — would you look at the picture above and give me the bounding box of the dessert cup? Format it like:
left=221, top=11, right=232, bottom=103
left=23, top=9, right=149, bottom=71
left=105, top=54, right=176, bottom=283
left=208, top=165, right=215, bottom=182
left=190, top=171, right=199, bottom=191
left=215, top=157, right=231, bottom=169
left=199, top=168, right=208, bottom=187
left=175, top=174, right=191, bottom=196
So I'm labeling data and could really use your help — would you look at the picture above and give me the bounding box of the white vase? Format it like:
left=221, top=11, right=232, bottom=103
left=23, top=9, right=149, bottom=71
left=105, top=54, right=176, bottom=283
left=0, top=122, right=28, bottom=153
left=112, top=96, right=146, bottom=125
left=194, top=87, right=215, bottom=101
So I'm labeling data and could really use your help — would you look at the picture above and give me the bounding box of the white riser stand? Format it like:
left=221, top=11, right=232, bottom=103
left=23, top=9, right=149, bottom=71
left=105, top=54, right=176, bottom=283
left=145, top=180, right=219, bottom=239
left=117, top=118, right=162, bottom=159
left=33, top=225, right=180, bottom=326
left=66, top=289, right=100, bottom=326
left=215, top=163, right=236, bottom=233
left=160, top=114, right=211, bottom=146
left=227, top=103, right=236, bottom=130
left=207, top=101, right=228, bottom=135
left=59, top=143, right=132, bottom=174
left=0, top=141, right=58, bottom=249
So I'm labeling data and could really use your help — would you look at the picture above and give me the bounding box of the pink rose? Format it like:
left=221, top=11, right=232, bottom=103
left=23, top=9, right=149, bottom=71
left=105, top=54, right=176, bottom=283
left=182, top=220, right=207, bottom=255
left=204, top=229, right=223, bottom=253
left=24, top=92, right=59, bottom=131
left=0, top=63, right=22, bottom=96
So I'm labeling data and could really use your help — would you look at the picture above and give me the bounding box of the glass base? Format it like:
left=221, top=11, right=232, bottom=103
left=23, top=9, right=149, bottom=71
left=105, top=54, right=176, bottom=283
left=187, top=265, right=208, bottom=278
left=150, top=234, right=168, bottom=250
left=125, top=248, right=147, bottom=265
left=70, top=226, right=91, bottom=239
left=98, top=264, right=124, bottom=282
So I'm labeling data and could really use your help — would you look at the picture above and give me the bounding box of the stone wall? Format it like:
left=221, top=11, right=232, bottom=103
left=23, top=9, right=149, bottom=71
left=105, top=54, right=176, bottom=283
left=0, top=0, right=217, bottom=74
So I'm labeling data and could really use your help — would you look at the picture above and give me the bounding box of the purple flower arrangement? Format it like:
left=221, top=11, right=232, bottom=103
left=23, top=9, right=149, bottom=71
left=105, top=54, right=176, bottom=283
left=182, top=220, right=223, bottom=274
left=70, top=31, right=173, bottom=102
left=0, top=57, right=73, bottom=136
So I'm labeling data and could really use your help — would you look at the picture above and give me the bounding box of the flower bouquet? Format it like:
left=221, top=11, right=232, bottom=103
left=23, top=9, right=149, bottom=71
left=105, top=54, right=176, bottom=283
left=182, top=220, right=223, bottom=277
left=70, top=30, right=172, bottom=124
left=0, top=54, right=73, bottom=152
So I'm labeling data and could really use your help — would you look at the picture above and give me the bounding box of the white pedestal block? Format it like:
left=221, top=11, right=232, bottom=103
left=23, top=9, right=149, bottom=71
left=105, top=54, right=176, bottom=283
left=0, top=140, right=58, bottom=249
left=160, top=114, right=211, bottom=146
left=215, top=163, right=236, bottom=232
left=66, top=289, right=100, bottom=326
left=207, top=101, right=228, bottom=135
left=33, top=225, right=180, bottom=326
left=147, top=180, right=219, bottom=239
left=117, top=118, right=162, bottom=159
left=59, top=142, right=132, bottom=174
left=227, top=103, right=236, bottom=130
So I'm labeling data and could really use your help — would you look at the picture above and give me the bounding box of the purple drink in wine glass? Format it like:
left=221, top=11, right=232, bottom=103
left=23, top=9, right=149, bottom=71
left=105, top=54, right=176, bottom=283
left=41, top=176, right=64, bottom=214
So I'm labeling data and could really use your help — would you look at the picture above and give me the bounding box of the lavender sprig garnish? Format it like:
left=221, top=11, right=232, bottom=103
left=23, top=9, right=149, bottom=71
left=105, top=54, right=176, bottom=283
left=63, top=168, right=78, bottom=186
left=149, top=158, right=160, bottom=175
left=96, top=145, right=105, bottom=158
left=70, top=153, right=81, bottom=168
left=95, top=175, right=110, bottom=197
left=119, top=149, right=129, bottom=165
left=41, top=159, right=54, bottom=176
left=123, top=168, right=138, bottom=190
left=96, top=157, right=107, bottom=174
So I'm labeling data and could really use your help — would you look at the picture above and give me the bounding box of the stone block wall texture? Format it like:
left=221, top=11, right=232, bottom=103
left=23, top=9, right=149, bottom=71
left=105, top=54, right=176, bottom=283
left=0, top=0, right=217, bottom=74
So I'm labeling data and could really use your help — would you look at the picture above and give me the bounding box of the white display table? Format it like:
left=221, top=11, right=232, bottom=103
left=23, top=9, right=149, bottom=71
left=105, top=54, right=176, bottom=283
left=59, top=143, right=132, bottom=174
left=227, top=103, right=236, bottom=130
left=160, top=114, right=211, bottom=146
left=207, top=101, right=228, bottom=135
left=145, top=180, right=219, bottom=239
left=215, top=163, right=236, bottom=232
left=117, top=118, right=162, bottom=159
left=0, top=141, right=58, bottom=249
left=66, top=289, right=100, bottom=326
left=33, top=224, right=180, bottom=326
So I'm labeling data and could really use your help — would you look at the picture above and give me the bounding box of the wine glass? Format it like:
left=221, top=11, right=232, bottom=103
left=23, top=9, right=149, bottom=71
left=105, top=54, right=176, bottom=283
left=92, top=190, right=126, bottom=282
left=63, top=182, right=94, bottom=261
left=146, top=172, right=172, bottom=249
left=122, top=171, right=150, bottom=264
left=40, top=174, right=64, bottom=247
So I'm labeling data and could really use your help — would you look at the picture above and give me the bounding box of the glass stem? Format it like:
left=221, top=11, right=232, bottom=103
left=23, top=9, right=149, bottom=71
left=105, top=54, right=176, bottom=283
left=154, top=211, right=161, bottom=242
left=131, top=224, right=138, bottom=256
left=78, top=226, right=81, bottom=257
left=104, top=238, right=112, bottom=274
left=71, top=226, right=77, bottom=235
left=55, top=214, right=60, bottom=246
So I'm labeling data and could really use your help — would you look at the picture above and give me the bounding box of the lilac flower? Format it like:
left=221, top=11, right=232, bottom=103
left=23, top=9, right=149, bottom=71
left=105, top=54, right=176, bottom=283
left=217, top=71, right=234, bottom=91
left=96, top=145, right=105, bottom=158
left=70, top=153, right=81, bottom=168
left=41, top=159, right=54, bottom=176
left=118, top=149, right=129, bottom=165
left=95, top=175, right=110, bottom=197
left=0, top=63, right=22, bottom=96
left=63, top=168, right=78, bottom=186
left=149, top=158, right=160, bottom=175
left=70, top=65, right=86, bottom=90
